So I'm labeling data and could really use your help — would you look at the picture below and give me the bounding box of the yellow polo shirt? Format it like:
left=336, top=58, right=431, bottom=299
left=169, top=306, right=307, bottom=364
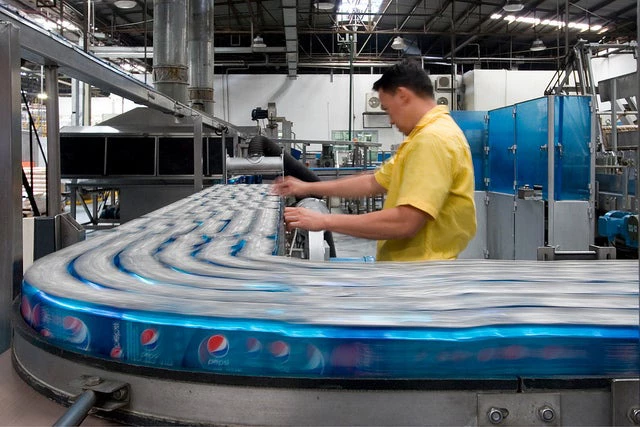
left=374, top=106, right=476, bottom=261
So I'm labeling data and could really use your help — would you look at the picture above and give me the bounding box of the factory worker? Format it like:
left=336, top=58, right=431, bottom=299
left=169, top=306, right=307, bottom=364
left=273, top=59, right=476, bottom=261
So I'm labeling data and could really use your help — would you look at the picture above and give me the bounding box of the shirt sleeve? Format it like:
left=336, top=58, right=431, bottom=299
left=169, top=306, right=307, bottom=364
left=374, top=154, right=395, bottom=190
left=395, top=132, right=453, bottom=219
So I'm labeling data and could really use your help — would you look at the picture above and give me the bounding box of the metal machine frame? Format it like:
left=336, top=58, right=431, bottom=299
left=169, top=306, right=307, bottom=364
left=11, top=306, right=640, bottom=426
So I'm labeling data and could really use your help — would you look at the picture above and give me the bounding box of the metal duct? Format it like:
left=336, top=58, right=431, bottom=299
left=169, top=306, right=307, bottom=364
left=188, top=0, right=214, bottom=115
left=153, top=0, right=188, bottom=103
left=226, top=157, right=284, bottom=175
left=282, top=0, right=298, bottom=78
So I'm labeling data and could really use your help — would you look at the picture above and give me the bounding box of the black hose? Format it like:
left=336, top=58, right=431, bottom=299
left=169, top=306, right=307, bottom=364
left=249, top=135, right=337, bottom=257
left=53, top=390, right=97, bottom=427
left=249, top=135, right=320, bottom=184
left=247, top=136, right=264, bottom=157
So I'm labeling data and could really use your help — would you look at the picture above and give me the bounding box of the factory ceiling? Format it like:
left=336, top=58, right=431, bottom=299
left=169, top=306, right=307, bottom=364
left=4, top=0, right=638, bottom=77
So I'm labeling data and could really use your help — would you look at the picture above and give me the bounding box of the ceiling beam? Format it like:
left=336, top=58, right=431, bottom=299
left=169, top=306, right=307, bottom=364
left=227, top=0, right=245, bottom=28
left=452, top=1, right=480, bottom=28
left=369, top=0, right=393, bottom=32
left=424, top=0, right=453, bottom=32
left=244, top=0, right=256, bottom=26
left=440, top=1, right=482, bottom=58
left=398, top=0, right=424, bottom=31
left=256, top=0, right=266, bottom=28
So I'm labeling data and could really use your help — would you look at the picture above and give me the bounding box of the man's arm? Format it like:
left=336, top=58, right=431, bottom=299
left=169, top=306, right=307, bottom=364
left=273, top=173, right=386, bottom=199
left=284, top=204, right=430, bottom=240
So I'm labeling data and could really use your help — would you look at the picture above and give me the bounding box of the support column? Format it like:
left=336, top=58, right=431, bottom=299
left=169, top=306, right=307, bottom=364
left=153, top=0, right=188, bottom=103
left=222, top=133, right=227, bottom=184
left=0, top=22, right=22, bottom=352
left=193, top=115, right=203, bottom=192
left=71, top=78, right=86, bottom=126
left=46, top=65, right=61, bottom=216
left=188, top=0, right=215, bottom=115
left=547, top=95, right=555, bottom=246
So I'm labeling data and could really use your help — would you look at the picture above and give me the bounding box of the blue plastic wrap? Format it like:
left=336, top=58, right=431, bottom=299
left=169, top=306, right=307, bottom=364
left=515, top=98, right=549, bottom=199
left=451, top=111, right=487, bottom=190
left=488, top=106, right=516, bottom=194
left=555, top=96, right=592, bottom=200
left=20, top=184, right=640, bottom=380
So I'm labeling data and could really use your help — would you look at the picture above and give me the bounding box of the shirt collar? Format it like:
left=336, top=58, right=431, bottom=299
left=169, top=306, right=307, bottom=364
left=407, top=105, right=450, bottom=139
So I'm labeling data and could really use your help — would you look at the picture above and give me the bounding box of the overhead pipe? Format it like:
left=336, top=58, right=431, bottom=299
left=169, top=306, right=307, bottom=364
left=91, top=46, right=287, bottom=58
left=188, top=0, right=215, bottom=115
left=153, top=0, right=188, bottom=103
left=206, top=54, right=564, bottom=70
left=90, top=50, right=562, bottom=66
left=210, top=57, right=561, bottom=69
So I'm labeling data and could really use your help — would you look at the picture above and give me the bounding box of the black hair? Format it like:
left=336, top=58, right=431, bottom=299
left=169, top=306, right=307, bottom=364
left=372, top=59, right=434, bottom=99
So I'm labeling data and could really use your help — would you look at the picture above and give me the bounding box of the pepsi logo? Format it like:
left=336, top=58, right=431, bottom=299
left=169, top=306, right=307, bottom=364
left=31, top=304, right=43, bottom=328
left=246, top=337, right=262, bottom=357
left=197, top=334, right=230, bottom=367
left=20, top=296, right=31, bottom=324
left=502, top=345, right=527, bottom=360
left=62, top=316, right=90, bottom=349
left=304, top=344, right=324, bottom=373
left=269, top=341, right=290, bottom=363
left=140, top=328, right=160, bottom=351
left=110, top=346, right=124, bottom=359
left=206, top=334, right=229, bottom=358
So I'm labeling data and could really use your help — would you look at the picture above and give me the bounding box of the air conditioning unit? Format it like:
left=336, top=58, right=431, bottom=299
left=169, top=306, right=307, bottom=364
left=434, top=75, right=453, bottom=91
left=365, top=92, right=383, bottom=113
left=435, top=93, right=452, bottom=107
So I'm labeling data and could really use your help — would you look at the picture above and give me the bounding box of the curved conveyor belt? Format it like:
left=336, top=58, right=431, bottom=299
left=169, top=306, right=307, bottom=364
left=13, top=184, right=640, bottom=425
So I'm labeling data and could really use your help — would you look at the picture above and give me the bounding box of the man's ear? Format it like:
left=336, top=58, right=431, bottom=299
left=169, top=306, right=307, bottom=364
left=396, top=86, right=412, bottom=104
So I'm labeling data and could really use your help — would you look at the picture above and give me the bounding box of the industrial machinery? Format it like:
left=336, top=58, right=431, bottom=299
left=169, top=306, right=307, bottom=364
left=60, top=107, right=238, bottom=224
left=594, top=71, right=638, bottom=221
left=287, top=197, right=331, bottom=261
left=12, top=184, right=640, bottom=425
left=598, top=210, right=639, bottom=256
left=546, top=41, right=638, bottom=255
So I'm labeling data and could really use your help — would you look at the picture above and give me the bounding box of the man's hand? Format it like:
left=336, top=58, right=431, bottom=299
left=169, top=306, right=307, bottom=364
left=271, top=176, right=310, bottom=197
left=284, top=207, right=328, bottom=232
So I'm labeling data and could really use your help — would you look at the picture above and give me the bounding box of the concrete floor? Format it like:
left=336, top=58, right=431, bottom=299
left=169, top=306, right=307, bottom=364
left=0, top=350, right=118, bottom=426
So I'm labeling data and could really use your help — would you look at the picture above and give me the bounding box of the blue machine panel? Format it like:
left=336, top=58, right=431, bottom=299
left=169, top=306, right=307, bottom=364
left=555, top=96, right=592, bottom=201
left=451, top=111, right=487, bottom=191
left=515, top=98, right=549, bottom=199
left=488, top=106, right=516, bottom=194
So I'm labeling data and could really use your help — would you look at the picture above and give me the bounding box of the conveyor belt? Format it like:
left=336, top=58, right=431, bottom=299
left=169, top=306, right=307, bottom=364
left=20, top=184, right=639, bottom=379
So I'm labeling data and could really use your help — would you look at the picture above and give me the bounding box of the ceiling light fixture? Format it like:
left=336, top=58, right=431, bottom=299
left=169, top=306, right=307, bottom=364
left=503, top=0, right=524, bottom=12
left=391, top=36, right=406, bottom=50
left=252, top=35, right=267, bottom=49
left=530, top=38, right=546, bottom=51
left=314, top=0, right=335, bottom=10
left=114, top=1, right=137, bottom=9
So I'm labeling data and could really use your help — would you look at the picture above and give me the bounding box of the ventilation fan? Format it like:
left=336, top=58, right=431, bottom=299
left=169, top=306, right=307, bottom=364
left=436, top=95, right=450, bottom=106
left=365, top=93, right=383, bottom=112
left=436, top=76, right=452, bottom=90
